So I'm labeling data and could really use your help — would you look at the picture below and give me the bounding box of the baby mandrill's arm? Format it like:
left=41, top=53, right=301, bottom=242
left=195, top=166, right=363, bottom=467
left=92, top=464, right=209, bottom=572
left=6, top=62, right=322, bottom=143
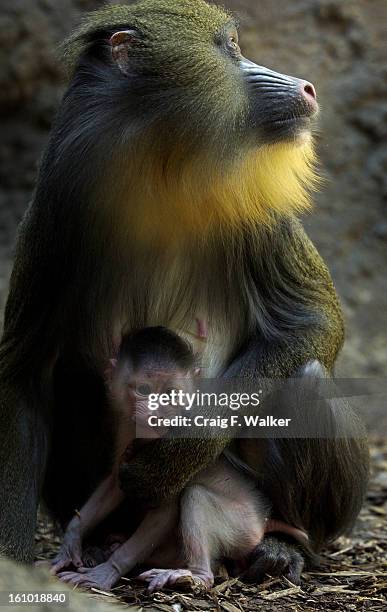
left=50, top=474, right=124, bottom=574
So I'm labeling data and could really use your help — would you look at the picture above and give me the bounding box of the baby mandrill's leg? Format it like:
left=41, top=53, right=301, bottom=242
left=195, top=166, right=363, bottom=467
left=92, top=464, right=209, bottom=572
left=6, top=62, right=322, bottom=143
left=137, top=483, right=215, bottom=593
left=139, top=475, right=265, bottom=593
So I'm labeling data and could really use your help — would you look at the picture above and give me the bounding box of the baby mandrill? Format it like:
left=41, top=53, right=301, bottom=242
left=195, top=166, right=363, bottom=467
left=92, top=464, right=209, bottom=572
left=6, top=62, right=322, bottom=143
left=51, top=326, right=307, bottom=592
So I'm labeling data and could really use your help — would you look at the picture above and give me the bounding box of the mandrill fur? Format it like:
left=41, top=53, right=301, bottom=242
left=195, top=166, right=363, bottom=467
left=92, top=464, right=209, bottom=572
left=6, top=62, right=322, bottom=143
left=0, top=0, right=368, bottom=583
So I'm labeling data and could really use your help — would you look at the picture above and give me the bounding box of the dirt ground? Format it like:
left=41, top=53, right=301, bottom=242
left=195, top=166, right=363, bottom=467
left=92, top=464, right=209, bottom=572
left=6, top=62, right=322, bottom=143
left=1, top=0, right=386, bottom=610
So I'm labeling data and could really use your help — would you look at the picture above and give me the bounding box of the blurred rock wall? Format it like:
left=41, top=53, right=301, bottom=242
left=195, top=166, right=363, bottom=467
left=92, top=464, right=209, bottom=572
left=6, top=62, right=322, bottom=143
left=0, top=0, right=386, bottom=376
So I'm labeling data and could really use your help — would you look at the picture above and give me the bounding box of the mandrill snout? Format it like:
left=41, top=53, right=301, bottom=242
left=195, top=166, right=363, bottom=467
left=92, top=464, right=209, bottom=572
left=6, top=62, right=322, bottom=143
left=240, top=58, right=319, bottom=143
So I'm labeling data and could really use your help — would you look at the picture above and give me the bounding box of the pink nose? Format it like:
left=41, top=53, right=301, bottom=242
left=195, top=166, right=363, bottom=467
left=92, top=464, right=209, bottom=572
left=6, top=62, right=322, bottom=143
left=300, top=80, right=318, bottom=112
left=301, top=80, right=317, bottom=100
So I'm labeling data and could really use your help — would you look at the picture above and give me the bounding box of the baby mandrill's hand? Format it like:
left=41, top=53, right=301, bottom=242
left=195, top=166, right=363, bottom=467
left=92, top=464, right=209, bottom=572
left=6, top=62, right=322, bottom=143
left=50, top=519, right=83, bottom=574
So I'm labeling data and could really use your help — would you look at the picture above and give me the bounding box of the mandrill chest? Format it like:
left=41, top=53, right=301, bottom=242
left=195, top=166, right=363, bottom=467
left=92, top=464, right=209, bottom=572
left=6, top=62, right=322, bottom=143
left=114, top=242, right=250, bottom=376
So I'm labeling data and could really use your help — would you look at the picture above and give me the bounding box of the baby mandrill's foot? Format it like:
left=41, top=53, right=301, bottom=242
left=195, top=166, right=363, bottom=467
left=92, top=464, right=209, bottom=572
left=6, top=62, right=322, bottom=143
left=137, top=568, right=214, bottom=593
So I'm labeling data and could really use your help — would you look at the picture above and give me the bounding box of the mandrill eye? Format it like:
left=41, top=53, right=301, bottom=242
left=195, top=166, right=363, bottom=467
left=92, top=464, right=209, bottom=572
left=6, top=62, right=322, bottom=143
left=136, top=384, right=152, bottom=396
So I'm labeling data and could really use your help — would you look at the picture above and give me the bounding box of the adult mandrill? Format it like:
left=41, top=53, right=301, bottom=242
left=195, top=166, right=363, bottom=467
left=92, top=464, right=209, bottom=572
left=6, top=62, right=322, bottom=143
left=0, top=0, right=368, bottom=582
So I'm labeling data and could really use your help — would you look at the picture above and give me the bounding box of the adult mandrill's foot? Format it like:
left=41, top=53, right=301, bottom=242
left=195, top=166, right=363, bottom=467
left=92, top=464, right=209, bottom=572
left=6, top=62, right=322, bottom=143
left=242, top=537, right=304, bottom=585
left=57, top=561, right=120, bottom=591
left=137, top=568, right=214, bottom=593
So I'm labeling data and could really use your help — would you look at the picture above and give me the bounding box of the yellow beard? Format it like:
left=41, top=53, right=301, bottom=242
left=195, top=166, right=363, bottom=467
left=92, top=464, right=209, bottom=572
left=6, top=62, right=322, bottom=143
left=102, top=135, right=319, bottom=246
left=215, top=137, right=320, bottom=228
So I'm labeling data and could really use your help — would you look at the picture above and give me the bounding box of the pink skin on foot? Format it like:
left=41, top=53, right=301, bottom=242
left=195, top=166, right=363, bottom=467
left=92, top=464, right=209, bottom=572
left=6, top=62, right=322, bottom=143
left=57, top=561, right=120, bottom=591
left=137, top=568, right=214, bottom=593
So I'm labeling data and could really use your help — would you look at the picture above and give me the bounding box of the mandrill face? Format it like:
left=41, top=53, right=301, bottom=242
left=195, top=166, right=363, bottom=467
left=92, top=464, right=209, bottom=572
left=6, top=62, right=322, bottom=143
left=65, top=0, right=318, bottom=153
left=64, top=0, right=320, bottom=235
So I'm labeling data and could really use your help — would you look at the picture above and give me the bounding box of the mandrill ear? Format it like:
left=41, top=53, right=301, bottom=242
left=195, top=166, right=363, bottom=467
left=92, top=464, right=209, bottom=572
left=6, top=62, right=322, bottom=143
left=109, top=30, right=139, bottom=75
